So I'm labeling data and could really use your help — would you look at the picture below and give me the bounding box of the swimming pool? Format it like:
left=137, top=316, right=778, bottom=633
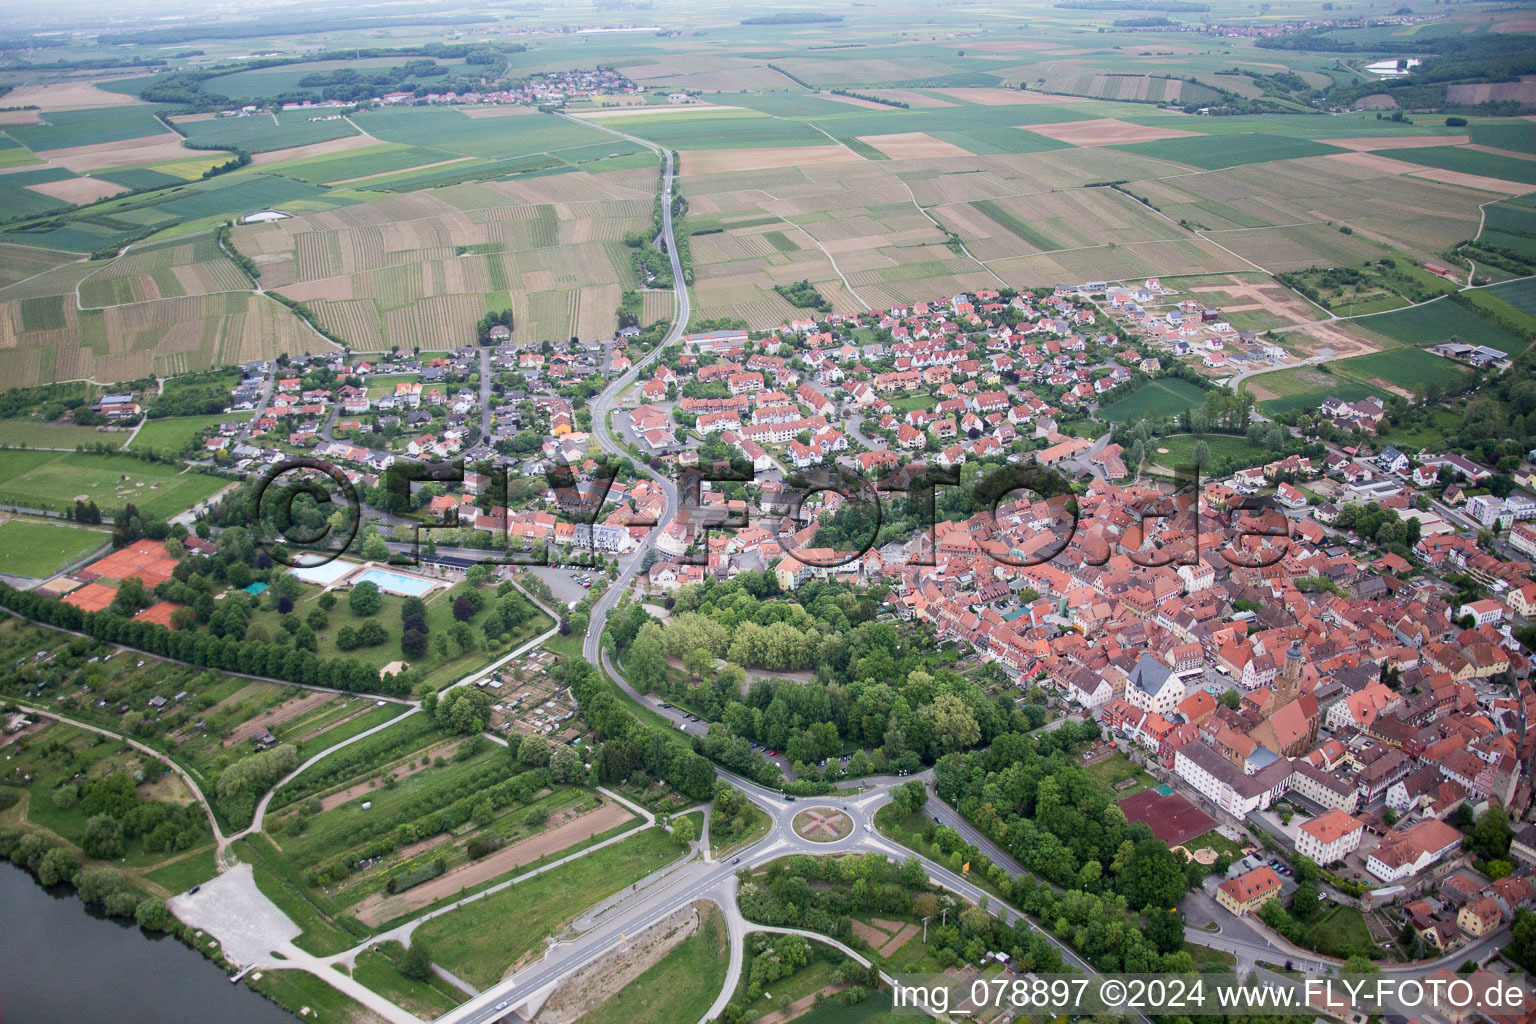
left=288, top=560, right=357, bottom=587
left=353, top=567, right=436, bottom=597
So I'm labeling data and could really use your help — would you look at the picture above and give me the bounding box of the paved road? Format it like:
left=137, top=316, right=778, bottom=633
left=480, top=347, right=492, bottom=436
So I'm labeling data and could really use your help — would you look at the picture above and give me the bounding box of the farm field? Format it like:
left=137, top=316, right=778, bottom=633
left=1353, top=298, right=1528, bottom=355
left=0, top=450, right=229, bottom=518
left=1330, top=347, right=1471, bottom=395
left=0, top=518, right=110, bottom=577
left=230, top=165, right=655, bottom=350
left=1099, top=378, right=1208, bottom=423
left=1368, top=144, right=1536, bottom=187
left=0, top=230, right=328, bottom=388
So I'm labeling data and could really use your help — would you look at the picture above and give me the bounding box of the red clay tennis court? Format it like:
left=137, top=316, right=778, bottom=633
left=1119, top=788, right=1217, bottom=847
left=63, top=582, right=116, bottom=612
left=132, top=601, right=181, bottom=627
left=79, top=539, right=178, bottom=588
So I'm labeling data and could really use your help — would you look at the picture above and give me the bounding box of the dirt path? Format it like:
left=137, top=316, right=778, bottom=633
left=314, top=739, right=464, bottom=812
left=352, top=799, right=636, bottom=926
left=877, top=922, right=919, bottom=958
left=223, top=690, right=335, bottom=748
left=291, top=702, right=372, bottom=746
left=754, top=983, right=850, bottom=1024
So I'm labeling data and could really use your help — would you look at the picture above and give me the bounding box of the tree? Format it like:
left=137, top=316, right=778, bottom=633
left=1193, top=440, right=1210, bottom=468
left=349, top=580, right=381, bottom=616
left=922, top=693, right=980, bottom=755
left=452, top=596, right=476, bottom=622
left=1470, top=806, right=1513, bottom=860
left=135, top=897, right=175, bottom=931
left=549, top=743, right=584, bottom=783
left=74, top=867, right=128, bottom=904
left=672, top=814, right=697, bottom=848
left=435, top=687, right=495, bottom=734
left=83, top=814, right=124, bottom=859
left=400, top=941, right=434, bottom=981
left=37, top=847, right=80, bottom=886
left=518, top=734, right=549, bottom=767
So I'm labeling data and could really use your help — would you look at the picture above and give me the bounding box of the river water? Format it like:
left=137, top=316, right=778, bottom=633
left=0, top=862, right=297, bottom=1023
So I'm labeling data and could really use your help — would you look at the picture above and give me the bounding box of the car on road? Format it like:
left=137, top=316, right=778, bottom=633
left=731, top=857, right=740, bottom=864
left=767, top=750, right=777, bottom=757
left=188, top=885, right=200, bottom=895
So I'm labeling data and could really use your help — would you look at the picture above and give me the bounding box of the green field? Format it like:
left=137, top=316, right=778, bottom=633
left=130, top=413, right=250, bottom=455
left=1354, top=296, right=1526, bottom=352
left=352, top=944, right=464, bottom=1018
left=1112, top=133, right=1343, bottom=170
left=1471, top=122, right=1536, bottom=155
left=0, top=419, right=117, bottom=449
left=6, top=106, right=176, bottom=153
left=142, top=846, right=220, bottom=895
left=1488, top=278, right=1536, bottom=319
left=1245, top=365, right=1387, bottom=417
left=1149, top=433, right=1273, bottom=471
left=587, top=109, right=831, bottom=151
left=1331, top=347, right=1471, bottom=393
left=1100, top=378, right=1207, bottom=423
left=0, top=450, right=229, bottom=518
left=1372, top=144, right=1536, bottom=186
left=175, top=110, right=359, bottom=155
left=579, top=904, right=728, bottom=1024
left=413, top=826, right=684, bottom=988
left=0, top=519, right=110, bottom=577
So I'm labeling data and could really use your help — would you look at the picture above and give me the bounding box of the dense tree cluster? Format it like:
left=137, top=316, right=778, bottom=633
left=934, top=729, right=1197, bottom=914
left=563, top=656, right=739, bottom=799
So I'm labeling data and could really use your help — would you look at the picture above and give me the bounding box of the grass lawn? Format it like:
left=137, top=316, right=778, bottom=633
left=793, top=989, right=899, bottom=1024
left=142, top=845, right=219, bottom=895
left=246, top=968, right=385, bottom=1024
left=1099, top=378, right=1207, bottom=423
left=1245, top=365, right=1387, bottom=417
left=130, top=413, right=251, bottom=455
left=1186, top=942, right=1237, bottom=968
left=352, top=944, right=463, bottom=1018
left=1083, top=753, right=1156, bottom=796
left=1376, top=406, right=1462, bottom=451
left=240, top=576, right=551, bottom=693
left=580, top=903, right=728, bottom=1024
left=0, top=519, right=110, bottom=577
left=732, top=933, right=848, bottom=1021
left=710, top=800, right=771, bottom=856
left=0, top=419, right=118, bottom=449
left=1148, top=433, right=1274, bottom=472
left=888, top=394, right=936, bottom=414
left=0, top=451, right=229, bottom=519
left=1299, top=903, right=1376, bottom=959
left=1332, top=347, right=1471, bottom=394
left=413, top=825, right=685, bottom=988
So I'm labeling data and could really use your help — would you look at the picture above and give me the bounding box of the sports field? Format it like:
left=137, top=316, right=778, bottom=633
left=0, top=451, right=228, bottom=518
left=0, top=519, right=111, bottom=577
left=1099, top=378, right=1207, bottom=423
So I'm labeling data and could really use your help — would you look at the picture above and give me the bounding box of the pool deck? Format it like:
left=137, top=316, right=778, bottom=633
left=288, top=559, right=450, bottom=598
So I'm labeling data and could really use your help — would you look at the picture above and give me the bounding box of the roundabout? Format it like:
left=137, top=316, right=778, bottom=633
left=791, top=806, right=854, bottom=843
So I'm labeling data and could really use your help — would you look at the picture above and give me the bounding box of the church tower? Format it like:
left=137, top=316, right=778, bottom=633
left=1275, top=640, right=1303, bottom=707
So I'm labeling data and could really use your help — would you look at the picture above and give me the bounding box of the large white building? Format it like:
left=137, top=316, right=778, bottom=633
left=1294, top=808, right=1364, bottom=866
left=1366, top=819, right=1464, bottom=883
left=1174, top=742, right=1293, bottom=817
